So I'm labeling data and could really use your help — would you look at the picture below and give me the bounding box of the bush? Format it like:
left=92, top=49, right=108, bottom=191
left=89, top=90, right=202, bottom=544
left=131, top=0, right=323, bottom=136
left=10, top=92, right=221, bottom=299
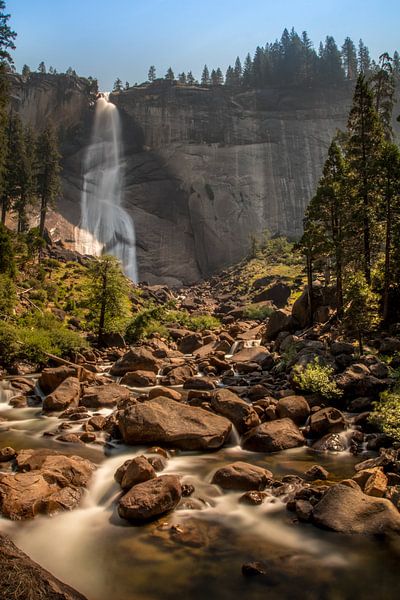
left=369, top=391, right=400, bottom=441
left=0, top=274, right=17, bottom=317
left=0, top=322, right=20, bottom=365
left=242, top=303, right=274, bottom=320
left=293, top=357, right=342, bottom=400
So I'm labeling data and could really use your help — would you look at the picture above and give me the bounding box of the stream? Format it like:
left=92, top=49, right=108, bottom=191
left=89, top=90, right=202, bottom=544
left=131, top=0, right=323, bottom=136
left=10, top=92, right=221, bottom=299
left=1, top=377, right=400, bottom=600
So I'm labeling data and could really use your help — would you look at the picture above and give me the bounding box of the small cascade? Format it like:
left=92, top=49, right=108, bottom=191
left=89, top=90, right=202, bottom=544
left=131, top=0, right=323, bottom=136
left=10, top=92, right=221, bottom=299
left=77, top=95, right=138, bottom=282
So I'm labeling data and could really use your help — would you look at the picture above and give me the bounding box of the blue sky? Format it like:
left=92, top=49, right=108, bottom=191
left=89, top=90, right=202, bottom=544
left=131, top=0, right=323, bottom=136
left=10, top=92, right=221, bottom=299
left=7, top=0, right=400, bottom=90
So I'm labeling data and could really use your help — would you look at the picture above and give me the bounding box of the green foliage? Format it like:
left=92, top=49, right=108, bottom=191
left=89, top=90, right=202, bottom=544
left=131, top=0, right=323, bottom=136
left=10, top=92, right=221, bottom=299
left=0, top=273, right=16, bottom=316
left=343, top=272, right=380, bottom=340
left=0, top=222, right=15, bottom=275
left=0, top=321, right=19, bottom=365
left=36, top=124, right=61, bottom=237
left=369, top=391, right=400, bottom=441
left=242, top=303, right=274, bottom=320
left=293, top=357, right=343, bottom=400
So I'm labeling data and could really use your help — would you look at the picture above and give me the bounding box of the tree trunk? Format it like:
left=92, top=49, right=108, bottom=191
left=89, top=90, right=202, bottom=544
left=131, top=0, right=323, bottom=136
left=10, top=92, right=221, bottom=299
left=306, top=254, right=314, bottom=325
left=97, top=271, right=107, bottom=344
left=1, top=198, right=7, bottom=224
left=383, top=185, right=392, bottom=323
left=39, top=194, right=47, bottom=239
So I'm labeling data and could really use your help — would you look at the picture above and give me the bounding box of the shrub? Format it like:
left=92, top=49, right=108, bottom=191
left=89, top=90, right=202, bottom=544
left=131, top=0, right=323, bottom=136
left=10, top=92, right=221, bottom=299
left=0, top=274, right=17, bottom=317
left=293, top=357, right=342, bottom=400
left=0, top=322, right=20, bottom=365
left=369, top=391, right=400, bottom=441
left=242, top=303, right=274, bottom=320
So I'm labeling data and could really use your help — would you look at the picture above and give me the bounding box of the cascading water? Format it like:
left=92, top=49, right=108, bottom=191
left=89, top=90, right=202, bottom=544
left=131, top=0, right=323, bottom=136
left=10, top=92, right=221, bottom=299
left=77, top=95, right=138, bottom=282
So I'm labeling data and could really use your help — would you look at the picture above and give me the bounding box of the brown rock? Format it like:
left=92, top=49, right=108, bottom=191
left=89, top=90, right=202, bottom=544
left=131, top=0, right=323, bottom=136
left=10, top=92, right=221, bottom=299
left=120, top=370, right=157, bottom=386
left=242, top=418, right=305, bottom=452
left=148, top=386, right=182, bottom=402
left=42, top=377, right=80, bottom=412
left=110, top=347, right=160, bottom=376
left=118, top=474, right=182, bottom=522
left=309, top=407, right=346, bottom=437
left=0, top=447, right=16, bottom=462
left=364, top=469, right=388, bottom=498
left=38, top=366, right=77, bottom=394
left=118, top=397, right=232, bottom=450
left=276, top=395, right=310, bottom=425
left=212, top=461, right=272, bottom=491
left=80, top=383, right=130, bottom=408
left=182, top=377, right=216, bottom=390
left=118, top=456, right=157, bottom=490
left=210, top=388, right=260, bottom=433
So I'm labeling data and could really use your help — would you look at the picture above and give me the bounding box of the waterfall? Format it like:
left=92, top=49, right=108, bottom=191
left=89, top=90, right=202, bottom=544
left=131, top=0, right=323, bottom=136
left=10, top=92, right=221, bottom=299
left=77, top=96, right=138, bottom=282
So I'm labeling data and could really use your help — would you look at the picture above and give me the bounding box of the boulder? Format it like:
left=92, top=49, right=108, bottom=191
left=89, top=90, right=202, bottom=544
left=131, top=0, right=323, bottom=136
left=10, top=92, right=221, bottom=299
left=110, top=347, right=160, bottom=376
left=118, top=397, right=232, bottom=450
left=118, top=474, right=182, bottom=522
left=0, top=447, right=17, bottom=462
left=210, top=388, right=260, bottom=433
left=42, top=377, right=80, bottom=412
left=276, top=395, right=310, bottom=425
left=230, top=346, right=273, bottom=369
left=80, top=383, right=130, bottom=409
left=148, top=386, right=182, bottom=402
left=380, top=337, right=400, bottom=354
left=178, top=333, right=203, bottom=354
left=312, top=483, right=400, bottom=534
left=120, top=370, right=157, bottom=387
left=304, top=465, right=329, bottom=481
left=312, top=433, right=347, bottom=452
left=254, top=283, right=291, bottom=308
left=264, top=309, right=292, bottom=341
left=182, top=377, right=216, bottom=391
left=242, top=418, right=305, bottom=452
left=331, top=341, right=354, bottom=356
left=115, top=455, right=157, bottom=490
left=162, top=364, right=196, bottom=385
left=38, top=366, right=77, bottom=394
left=309, top=407, right=346, bottom=437
left=212, top=461, right=272, bottom=491
left=0, top=533, right=87, bottom=600
left=336, top=363, right=388, bottom=397
left=0, top=449, right=95, bottom=520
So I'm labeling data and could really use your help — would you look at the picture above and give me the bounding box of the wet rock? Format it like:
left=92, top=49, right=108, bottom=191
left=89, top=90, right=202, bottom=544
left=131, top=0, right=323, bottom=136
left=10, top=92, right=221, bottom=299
left=242, top=418, right=305, bottom=452
left=0, top=449, right=95, bottom=520
left=239, top=490, right=269, bottom=505
left=304, top=465, right=329, bottom=481
left=210, top=388, right=260, bottom=434
left=294, top=499, right=313, bottom=521
left=38, top=366, right=78, bottom=394
left=120, top=370, right=157, bottom=386
left=312, top=483, right=400, bottom=534
left=118, top=456, right=157, bottom=490
left=181, top=483, right=195, bottom=497
left=312, top=433, right=347, bottom=452
left=147, top=455, right=168, bottom=472
left=364, top=469, right=388, bottom=498
left=110, top=347, right=160, bottom=376
left=212, top=461, right=272, bottom=491
left=42, top=377, right=80, bottom=412
left=118, top=474, right=182, bottom=522
left=148, top=386, right=182, bottom=402
left=276, top=395, right=310, bottom=425
left=56, top=433, right=84, bottom=445
left=309, top=407, right=346, bottom=437
left=0, top=447, right=17, bottom=462
left=0, top=532, right=88, bottom=600
left=118, top=397, right=232, bottom=450
left=182, top=377, right=216, bottom=391
left=81, top=383, right=130, bottom=408
left=87, top=415, right=106, bottom=431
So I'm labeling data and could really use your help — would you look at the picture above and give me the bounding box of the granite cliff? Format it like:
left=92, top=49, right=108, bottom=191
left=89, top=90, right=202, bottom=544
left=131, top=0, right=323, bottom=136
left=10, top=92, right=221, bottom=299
left=10, top=75, right=399, bottom=284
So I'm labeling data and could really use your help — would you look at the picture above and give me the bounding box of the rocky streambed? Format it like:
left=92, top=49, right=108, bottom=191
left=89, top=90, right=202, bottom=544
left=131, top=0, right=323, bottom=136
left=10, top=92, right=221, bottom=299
left=1, top=322, right=400, bottom=600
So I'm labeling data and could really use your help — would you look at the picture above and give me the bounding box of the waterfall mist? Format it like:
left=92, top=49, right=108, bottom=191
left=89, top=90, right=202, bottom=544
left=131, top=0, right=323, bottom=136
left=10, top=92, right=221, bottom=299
left=78, top=96, right=138, bottom=282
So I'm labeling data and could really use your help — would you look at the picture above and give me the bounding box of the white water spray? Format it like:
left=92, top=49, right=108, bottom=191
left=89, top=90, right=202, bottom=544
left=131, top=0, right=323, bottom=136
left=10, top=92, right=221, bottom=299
left=77, top=96, right=138, bottom=281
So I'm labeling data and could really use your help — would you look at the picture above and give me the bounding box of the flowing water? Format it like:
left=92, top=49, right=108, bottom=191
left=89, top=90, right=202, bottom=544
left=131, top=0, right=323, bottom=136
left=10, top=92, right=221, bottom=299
left=77, top=96, right=138, bottom=282
left=1, top=381, right=400, bottom=600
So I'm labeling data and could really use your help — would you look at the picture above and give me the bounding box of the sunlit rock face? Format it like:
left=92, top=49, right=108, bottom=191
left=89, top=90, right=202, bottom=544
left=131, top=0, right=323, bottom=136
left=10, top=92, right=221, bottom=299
left=10, top=76, right=400, bottom=284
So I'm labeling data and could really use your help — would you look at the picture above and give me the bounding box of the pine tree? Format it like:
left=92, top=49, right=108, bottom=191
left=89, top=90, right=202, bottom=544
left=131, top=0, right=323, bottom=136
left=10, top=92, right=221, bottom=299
left=242, top=53, right=253, bottom=87
left=186, top=71, right=195, bottom=85
left=393, top=51, right=400, bottom=75
left=225, top=65, right=235, bottom=86
left=14, top=125, right=36, bottom=233
left=370, top=53, right=395, bottom=139
left=358, top=39, right=371, bottom=74
left=343, top=272, right=380, bottom=354
left=346, top=75, right=384, bottom=284
left=112, top=78, right=123, bottom=92
left=178, top=72, right=187, bottom=84
left=36, top=124, right=61, bottom=239
left=341, top=37, right=357, bottom=79
left=148, top=65, right=156, bottom=82
left=87, top=255, right=131, bottom=343
left=21, top=63, right=30, bottom=78
left=38, top=61, right=46, bottom=74
left=233, top=56, right=242, bottom=85
left=165, top=67, right=174, bottom=81
left=125, top=81, right=130, bottom=90
left=201, top=65, right=210, bottom=86
left=0, top=221, right=15, bottom=275
left=215, top=67, right=223, bottom=85
left=319, top=36, right=344, bottom=83
left=0, top=1, right=16, bottom=64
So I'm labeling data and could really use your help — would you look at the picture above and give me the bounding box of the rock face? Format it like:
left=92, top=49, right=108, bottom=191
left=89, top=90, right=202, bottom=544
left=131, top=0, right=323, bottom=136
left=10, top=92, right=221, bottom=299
left=0, top=533, right=88, bottom=600
left=242, top=418, right=305, bottom=452
left=312, top=484, right=400, bottom=534
left=118, top=474, right=182, bottom=522
left=118, top=397, right=232, bottom=450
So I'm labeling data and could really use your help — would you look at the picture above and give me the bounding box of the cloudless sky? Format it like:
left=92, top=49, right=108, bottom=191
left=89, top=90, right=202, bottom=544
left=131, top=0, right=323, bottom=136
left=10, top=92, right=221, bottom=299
left=7, top=0, right=400, bottom=90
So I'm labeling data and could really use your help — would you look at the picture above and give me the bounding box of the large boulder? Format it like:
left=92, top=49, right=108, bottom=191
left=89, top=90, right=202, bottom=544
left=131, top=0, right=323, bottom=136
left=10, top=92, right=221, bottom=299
left=264, top=309, right=292, bottom=341
left=210, top=388, right=260, bottom=434
left=42, top=377, right=80, bottom=412
left=309, top=407, right=346, bottom=437
left=229, top=346, right=273, bottom=369
left=38, top=366, right=77, bottom=394
left=162, top=364, right=196, bottom=385
left=120, top=370, right=157, bottom=387
left=115, top=455, right=156, bottom=490
left=80, top=383, right=130, bottom=409
left=276, top=395, right=310, bottom=425
left=110, top=347, right=160, bottom=376
left=118, top=397, right=232, bottom=450
left=0, top=449, right=95, bottom=520
left=0, top=533, right=87, bottom=600
left=212, top=461, right=272, bottom=491
left=336, top=363, right=388, bottom=397
left=312, top=483, right=400, bottom=534
left=242, top=418, right=305, bottom=452
left=254, top=283, right=291, bottom=308
left=118, top=474, right=181, bottom=522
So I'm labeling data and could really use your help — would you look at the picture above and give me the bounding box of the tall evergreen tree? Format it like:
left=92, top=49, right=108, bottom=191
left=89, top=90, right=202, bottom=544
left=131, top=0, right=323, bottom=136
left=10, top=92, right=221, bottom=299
left=36, top=124, right=61, bottom=239
left=319, top=36, right=344, bottom=83
left=346, top=75, right=384, bottom=284
left=341, top=37, right=357, bottom=79
left=233, top=56, right=242, bottom=85
left=201, top=64, right=210, bottom=86
left=186, top=70, right=195, bottom=85
left=393, top=51, right=400, bottom=75
left=358, top=39, right=371, bottom=74
left=112, top=78, right=123, bottom=92
left=178, top=72, right=187, bottom=84
left=242, top=53, right=253, bottom=87
left=0, top=1, right=16, bottom=64
left=37, top=61, right=46, bottom=74
left=21, top=63, right=30, bottom=78
left=370, top=53, right=395, bottom=139
left=148, top=65, right=156, bottom=82
left=165, top=67, right=175, bottom=81
left=225, top=65, right=235, bottom=86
